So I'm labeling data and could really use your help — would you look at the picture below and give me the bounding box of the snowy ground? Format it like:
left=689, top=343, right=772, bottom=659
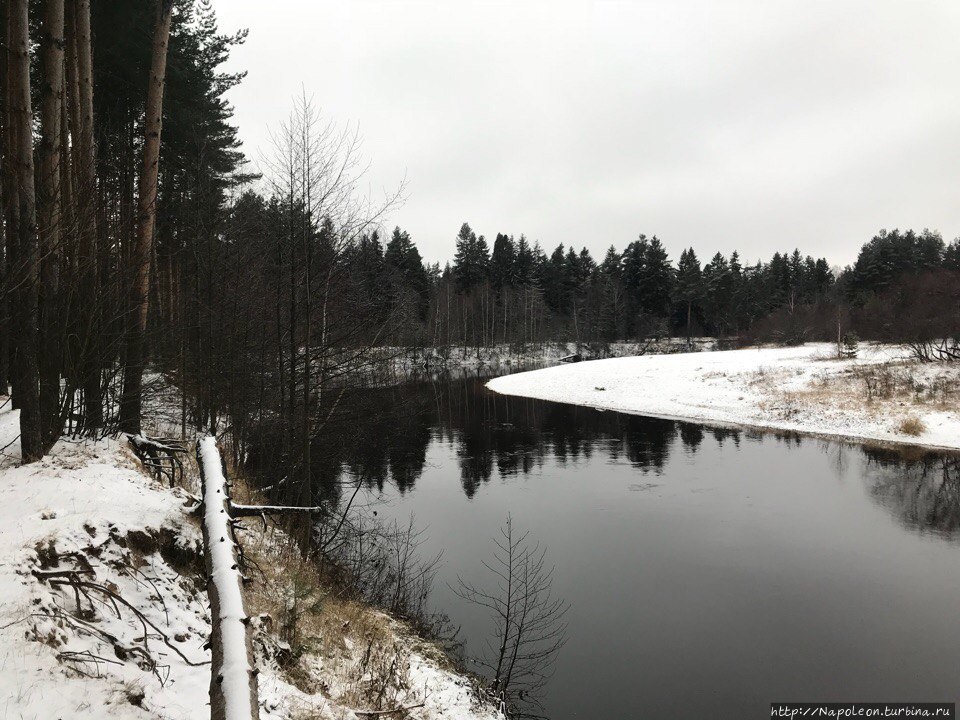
left=0, top=404, right=502, bottom=720
left=487, top=343, right=960, bottom=451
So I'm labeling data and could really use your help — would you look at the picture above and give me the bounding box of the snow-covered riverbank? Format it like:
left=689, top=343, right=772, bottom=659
left=487, top=343, right=960, bottom=451
left=0, top=406, right=501, bottom=720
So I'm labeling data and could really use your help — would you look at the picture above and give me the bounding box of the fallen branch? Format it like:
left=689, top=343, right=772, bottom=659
left=351, top=702, right=427, bottom=717
left=45, top=577, right=208, bottom=668
left=230, top=503, right=324, bottom=518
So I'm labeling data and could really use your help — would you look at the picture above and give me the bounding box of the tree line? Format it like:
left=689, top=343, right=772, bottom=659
left=1, top=0, right=957, bottom=477
left=337, top=222, right=960, bottom=352
left=0, top=0, right=247, bottom=462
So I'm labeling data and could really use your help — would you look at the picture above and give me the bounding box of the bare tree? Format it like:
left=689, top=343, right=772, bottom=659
left=254, top=93, right=404, bottom=508
left=454, top=516, right=568, bottom=719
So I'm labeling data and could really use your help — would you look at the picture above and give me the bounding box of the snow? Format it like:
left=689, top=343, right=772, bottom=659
left=0, top=406, right=504, bottom=720
left=0, top=430, right=208, bottom=720
left=487, top=343, right=960, bottom=451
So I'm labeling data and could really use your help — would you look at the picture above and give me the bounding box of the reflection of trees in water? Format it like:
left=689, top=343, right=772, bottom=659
left=864, top=449, right=960, bottom=537
left=246, top=372, right=960, bottom=537
left=306, top=375, right=687, bottom=500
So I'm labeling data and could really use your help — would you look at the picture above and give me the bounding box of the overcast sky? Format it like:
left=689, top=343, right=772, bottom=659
left=212, top=1, right=960, bottom=268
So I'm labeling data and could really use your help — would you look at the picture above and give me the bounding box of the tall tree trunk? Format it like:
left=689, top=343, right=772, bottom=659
left=72, top=0, right=103, bottom=430
left=8, top=0, right=43, bottom=461
left=2, top=10, right=20, bottom=410
left=0, top=6, right=10, bottom=398
left=38, top=0, right=65, bottom=449
left=119, top=0, right=173, bottom=434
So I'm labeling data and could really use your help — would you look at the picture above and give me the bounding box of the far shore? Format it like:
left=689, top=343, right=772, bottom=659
left=486, top=343, right=960, bottom=453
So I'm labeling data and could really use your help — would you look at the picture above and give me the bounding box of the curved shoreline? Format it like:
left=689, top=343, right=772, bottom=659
left=485, top=343, right=960, bottom=454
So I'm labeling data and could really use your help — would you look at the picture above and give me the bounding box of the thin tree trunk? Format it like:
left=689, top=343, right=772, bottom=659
left=119, top=0, right=173, bottom=434
left=72, top=0, right=103, bottom=430
left=0, top=10, right=9, bottom=398
left=38, top=0, right=66, bottom=449
left=8, top=0, right=43, bottom=461
left=2, top=12, right=20, bottom=409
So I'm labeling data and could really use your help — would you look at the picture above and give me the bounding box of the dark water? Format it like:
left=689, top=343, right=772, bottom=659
left=335, top=371, right=960, bottom=719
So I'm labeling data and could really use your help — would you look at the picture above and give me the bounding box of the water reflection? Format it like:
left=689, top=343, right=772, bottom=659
left=865, top=451, right=960, bottom=538
left=347, top=373, right=682, bottom=497
left=285, top=371, right=960, bottom=539
left=242, top=369, right=960, bottom=719
left=299, top=370, right=960, bottom=720
left=241, top=368, right=960, bottom=541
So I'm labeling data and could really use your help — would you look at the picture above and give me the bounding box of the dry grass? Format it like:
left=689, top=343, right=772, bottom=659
left=209, top=456, right=472, bottom=716
left=241, top=512, right=422, bottom=712
left=898, top=416, right=926, bottom=437
left=760, top=360, right=959, bottom=413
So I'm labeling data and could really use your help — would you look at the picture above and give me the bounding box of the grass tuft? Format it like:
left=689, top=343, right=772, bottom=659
left=898, top=416, right=926, bottom=437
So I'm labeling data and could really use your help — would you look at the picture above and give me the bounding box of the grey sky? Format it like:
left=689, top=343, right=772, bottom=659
left=213, top=0, right=960, bottom=267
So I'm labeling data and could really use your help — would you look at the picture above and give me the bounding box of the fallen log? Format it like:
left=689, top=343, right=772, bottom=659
left=197, top=436, right=260, bottom=720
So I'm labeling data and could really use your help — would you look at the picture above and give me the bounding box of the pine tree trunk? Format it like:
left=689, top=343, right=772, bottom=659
left=0, top=13, right=9, bottom=398
left=72, top=0, right=103, bottom=431
left=2, top=17, right=20, bottom=409
left=38, top=0, right=65, bottom=449
left=119, top=0, right=173, bottom=434
left=8, top=0, right=43, bottom=462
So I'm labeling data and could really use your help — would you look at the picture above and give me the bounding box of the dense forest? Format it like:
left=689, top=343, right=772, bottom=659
left=1, top=0, right=958, bottom=487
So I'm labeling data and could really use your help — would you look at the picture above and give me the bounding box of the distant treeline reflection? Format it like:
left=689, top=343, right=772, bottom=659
left=245, top=370, right=960, bottom=537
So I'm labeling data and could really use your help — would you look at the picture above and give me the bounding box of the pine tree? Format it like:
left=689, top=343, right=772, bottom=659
left=514, top=234, right=535, bottom=286
left=944, top=238, right=960, bottom=271
left=7, top=0, right=43, bottom=460
left=489, top=233, right=516, bottom=292
left=674, top=248, right=703, bottom=343
left=385, top=226, right=430, bottom=320
left=119, top=0, right=175, bottom=434
left=703, top=252, right=731, bottom=335
left=639, top=237, right=673, bottom=318
left=452, top=222, right=489, bottom=291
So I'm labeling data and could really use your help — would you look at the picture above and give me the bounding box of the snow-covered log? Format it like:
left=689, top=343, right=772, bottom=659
left=197, top=436, right=260, bottom=720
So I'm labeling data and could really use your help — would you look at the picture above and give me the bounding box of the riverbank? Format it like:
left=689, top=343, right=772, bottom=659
left=380, top=338, right=716, bottom=373
left=486, top=343, right=960, bottom=451
left=0, top=406, right=502, bottom=720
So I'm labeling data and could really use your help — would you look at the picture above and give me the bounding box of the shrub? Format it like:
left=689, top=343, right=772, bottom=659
left=899, top=416, right=926, bottom=436
left=839, top=331, right=859, bottom=359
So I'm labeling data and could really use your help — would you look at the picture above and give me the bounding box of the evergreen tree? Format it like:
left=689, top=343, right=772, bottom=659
left=452, top=222, right=489, bottom=291
left=703, top=252, right=732, bottom=335
left=514, top=235, right=535, bottom=286
left=542, top=245, right=568, bottom=313
left=674, top=248, right=704, bottom=342
left=490, top=233, right=516, bottom=291
left=386, top=226, right=430, bottom=320
left=639, top=237, right=673, bottom=318
left=944, top=238, right=960, bottom=271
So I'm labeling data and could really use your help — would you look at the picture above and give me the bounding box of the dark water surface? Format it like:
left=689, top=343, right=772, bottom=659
left=347, top=372, right=960, bottom=719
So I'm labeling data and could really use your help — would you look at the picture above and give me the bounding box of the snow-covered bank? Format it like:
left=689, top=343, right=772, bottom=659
left=0, top=408, right=502, bottom=719
left=486, top=343, right=960, bottom=451
left=382, top=338, right=716, bottom=373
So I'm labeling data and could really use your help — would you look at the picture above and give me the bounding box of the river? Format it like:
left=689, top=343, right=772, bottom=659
left=324, top=369, right=960, bottom=718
